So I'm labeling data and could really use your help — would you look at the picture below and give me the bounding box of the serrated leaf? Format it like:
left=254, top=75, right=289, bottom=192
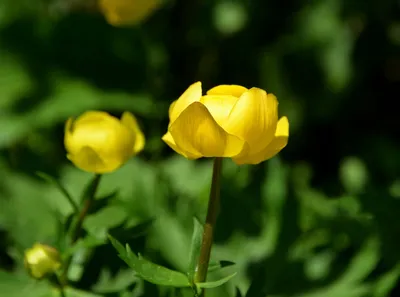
left=207, top=260, right=236, bottom=273
left=196, top=272, right=237, bottom=289
left=36, top=172, right=78, bottom=213
left=109, top=235, right=190, bottom=287
left=188, top=217, right=204, bottom=282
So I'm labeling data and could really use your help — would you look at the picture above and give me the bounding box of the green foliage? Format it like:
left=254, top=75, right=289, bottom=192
left=0, top=0, right=399, bottom=296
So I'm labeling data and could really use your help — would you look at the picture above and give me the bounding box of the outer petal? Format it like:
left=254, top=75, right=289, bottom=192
left=67, top=146, right=122, bottom=173
left=199, top=95, right=238, bottom=127
left=161, top=132, right=200, bottom=159
left=169, top=82, right=202, bottom=123
left=169, top=102, right=245, bottom=158
left=120, top=111, right=145, bottom=154
left=234, top=116, right=289, bottom=165
left=225, top=89, right=278, bottom=154
left=206, top=85, right=248, bottom=98
left=73, top=111, right=112, bottom=127
left=64, top=118, right=74, bottom=154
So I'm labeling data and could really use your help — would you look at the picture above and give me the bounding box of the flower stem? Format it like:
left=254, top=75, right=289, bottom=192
left=61, top=174, right=102, bottom=284
left=195, top=157, right=223, bottom=295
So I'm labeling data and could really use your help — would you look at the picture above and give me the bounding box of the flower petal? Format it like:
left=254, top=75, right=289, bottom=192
left=73, top=111, right=112, bottom=127
left=199, top=95, right=239, bottom=127
left=169, top=82, right=202, bottom=123
left=225, top=89, right=278, bottom=154
left=233, top=116, right=289, bottom=164
left=206, top=85, right=248, bottom=98
left=120, top=111, right=145, bottom=154
left=169, top=102, right=245, bottom=158
left=64, top=118, right=74, bottom=153
left=161, top=132, right=199, bottom=159
left=67, top=146, right=122, bottom=173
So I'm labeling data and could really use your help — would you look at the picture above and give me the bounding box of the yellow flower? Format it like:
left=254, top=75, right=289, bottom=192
left=99, top=0, right=160, bottom=26
left=24, top=243, right=61, bottom=279
left=64, top=111, right=145, bottom=173
left=162, top=82, right=289, bottom=164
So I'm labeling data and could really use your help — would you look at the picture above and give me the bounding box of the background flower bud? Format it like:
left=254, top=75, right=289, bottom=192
left=162, top=82, right=289, bottom=164
left=64, top=111, right=145, bottom=173
left=99, top=0, right=161, bottom=27
left=24, top=243, right=61, bottom=279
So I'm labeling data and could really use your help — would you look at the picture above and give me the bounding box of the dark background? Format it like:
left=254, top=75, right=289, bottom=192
left=0, top=0, right=399, bottom=296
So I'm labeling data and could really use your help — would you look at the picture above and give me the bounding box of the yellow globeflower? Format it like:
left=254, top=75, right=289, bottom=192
left=162, top=82, right=289, bottom=165
left=24, top=243, right=61, bottom=279
left=99, top=0, right=160, bottom=26
left=65, top=111, right=145, bottom=173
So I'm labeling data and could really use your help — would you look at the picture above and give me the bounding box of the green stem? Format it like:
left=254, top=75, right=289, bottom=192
left=54, top=274, right=67, bottom=297
left=61, top=174, right=102, bottom=284
left=194, top=158, right=223, bottom=295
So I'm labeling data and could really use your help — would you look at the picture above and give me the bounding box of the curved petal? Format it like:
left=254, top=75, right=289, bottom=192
left=199, top=95, right=238, bottom=127
left=73, top=111, right=113, bottom=127
left=169, top=82, right=202, bottom=123
left=67, top=146, right=123, bottom=173
left=234, top=116, right=289, bottom=165
left=225, top=89, right=278, bottom=154
left=169, top=102, right=245, bottom=158
left=161, top=132, right=200, bottom=159
left=206, top=85, right=248, bottom=98
left=64, top=118, right=74, bottom=153
left=120, top=111, right=145, bottom=154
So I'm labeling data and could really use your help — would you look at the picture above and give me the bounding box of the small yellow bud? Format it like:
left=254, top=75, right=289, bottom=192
left=64, top=111, right=145, bottom=173
left=24, top=243, right=62, bottom=279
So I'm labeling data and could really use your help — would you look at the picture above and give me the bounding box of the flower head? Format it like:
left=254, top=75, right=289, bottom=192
left=65, top=111, right=145, bottom=173
left=24, top=243, right=61, bottom=279
left=99, top=0, right=160, bottom=26
left=162, top=82, right=289, bottom=164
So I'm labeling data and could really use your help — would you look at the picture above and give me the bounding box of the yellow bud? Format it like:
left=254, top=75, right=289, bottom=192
left=99, top=0, right=161, bottom=26
left=162, top=82, right=289, bottom=164
left=64, top=111, right=145, bottom=173
left=24, top=243, right=62, bottom=279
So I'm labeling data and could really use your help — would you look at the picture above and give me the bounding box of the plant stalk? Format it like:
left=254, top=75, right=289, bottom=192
left=195, top=157, right=223, bottom=295
left=61, top=174, right=102, bottom=285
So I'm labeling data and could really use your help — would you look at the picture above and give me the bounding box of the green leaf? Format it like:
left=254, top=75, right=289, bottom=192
left=36, top=172, right=78, bottom=213
left=64, top=235, right=106, bottom=258
left=207, top=260, right=236, bottom=273
left=196, top=272, right=237, bottom=289
left=187, top=217, right=204, bottom=282
left=88, top=190, right=119, bottom=215
left=109, top=235, right=191, bottom=287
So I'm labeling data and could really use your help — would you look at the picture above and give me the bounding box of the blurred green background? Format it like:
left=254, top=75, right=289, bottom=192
left=0, top=0, right=399, bottom=296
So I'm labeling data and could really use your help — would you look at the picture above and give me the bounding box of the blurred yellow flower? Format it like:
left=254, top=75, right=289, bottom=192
left=162, top=82, right=289, bottom=164
left=24, top=243, right=61, bottom=279
left=65, top=111, right=145, bottom=173
left=99, top=0, right=160, bottom=26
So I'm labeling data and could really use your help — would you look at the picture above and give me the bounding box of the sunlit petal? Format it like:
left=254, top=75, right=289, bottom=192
left=169, top=102, right=245, bottom=158
left=67, top=146, right=122, bottom=173
left=225, top=89, right=278, bottom=154
left=200, top=95, right=238, bottom=127
left=206, top=85, right=248, bottom=98
left=234, top=116, right=289, bottom=164
left=162, top=132, right=200, bottom=159
left=169, top=82, right=202, bottom=123
left=120, top=111, right=145, bottom=154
